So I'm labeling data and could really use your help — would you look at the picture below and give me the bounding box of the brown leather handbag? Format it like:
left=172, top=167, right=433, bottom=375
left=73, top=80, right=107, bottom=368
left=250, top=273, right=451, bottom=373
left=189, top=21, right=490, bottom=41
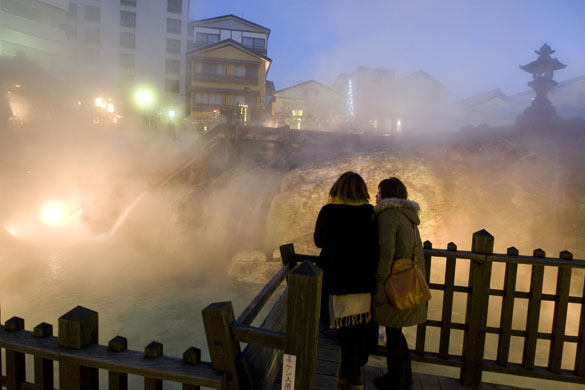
left=384, top=226, right=431, bottom=310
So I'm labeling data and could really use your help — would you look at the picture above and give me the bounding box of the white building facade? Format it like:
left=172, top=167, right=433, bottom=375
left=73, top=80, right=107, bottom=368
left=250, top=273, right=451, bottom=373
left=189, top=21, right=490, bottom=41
left=0, top=0, right=69, bottom=70
left=61, top=0, right=190, bottom=113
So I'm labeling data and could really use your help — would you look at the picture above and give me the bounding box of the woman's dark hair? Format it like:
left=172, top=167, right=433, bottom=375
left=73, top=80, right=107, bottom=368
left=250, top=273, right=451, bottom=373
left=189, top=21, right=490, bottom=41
left=378, top=177, right=408, bottom=199
left=329, top=171, right=370, bottom=203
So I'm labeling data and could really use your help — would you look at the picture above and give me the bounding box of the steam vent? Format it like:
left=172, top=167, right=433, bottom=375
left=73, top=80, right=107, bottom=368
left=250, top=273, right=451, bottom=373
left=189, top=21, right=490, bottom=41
left=517, top=43, right=566, bottom=129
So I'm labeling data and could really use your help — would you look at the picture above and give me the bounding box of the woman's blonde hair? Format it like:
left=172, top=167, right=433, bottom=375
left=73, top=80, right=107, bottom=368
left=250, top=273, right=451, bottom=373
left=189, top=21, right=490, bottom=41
left=329, top=171, right=370, bottom=203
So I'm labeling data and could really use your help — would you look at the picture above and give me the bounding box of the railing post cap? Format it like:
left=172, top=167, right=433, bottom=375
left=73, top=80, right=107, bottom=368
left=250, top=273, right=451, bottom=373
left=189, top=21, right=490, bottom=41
left=145, top=341, right=163, bottom=358
left=533, top=248, right=546, bottom=258
left=5, top=316, right=24, bottom=331
left=507, top=247, right=519, bottom=256
left=560, top=250, right=573, bottom=260
left=108, top=336, right=128, bottom=352
left=447, top=242, right=457, bottom=251
left=34, top=322, right=53, bottom=338
left=423, top=240, right=432, bottom=249
left=290, top=260, right=322, bottom=277
left=183, top=347, right=201, bottom=365
left=473, top=229, right=494, bottom=239
left=58, top=305, right=98, bottom=349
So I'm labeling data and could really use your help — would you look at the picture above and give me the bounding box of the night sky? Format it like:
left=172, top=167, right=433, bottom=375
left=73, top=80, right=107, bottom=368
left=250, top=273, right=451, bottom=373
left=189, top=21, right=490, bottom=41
left=190, top=1, right=585, bottom=99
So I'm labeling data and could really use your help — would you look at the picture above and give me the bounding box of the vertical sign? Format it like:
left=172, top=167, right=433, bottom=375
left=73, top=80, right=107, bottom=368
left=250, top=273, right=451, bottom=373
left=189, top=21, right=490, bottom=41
left=282, top=353, right=296, bottom=390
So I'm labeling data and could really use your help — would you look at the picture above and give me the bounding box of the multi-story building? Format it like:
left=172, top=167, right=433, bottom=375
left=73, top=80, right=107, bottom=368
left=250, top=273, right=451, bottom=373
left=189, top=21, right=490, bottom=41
left=186, top=15, right=271, bottom=126
left=271, top=80, right=344, bottom=131
left=62, top=0, right=190, bottom=116
left=0, top=0, right=69, bottom=69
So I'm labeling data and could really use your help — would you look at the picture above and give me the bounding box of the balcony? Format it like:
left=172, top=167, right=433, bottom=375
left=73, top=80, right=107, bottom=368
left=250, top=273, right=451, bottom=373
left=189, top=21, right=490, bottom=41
left=193, top=73, right=258, bottom=85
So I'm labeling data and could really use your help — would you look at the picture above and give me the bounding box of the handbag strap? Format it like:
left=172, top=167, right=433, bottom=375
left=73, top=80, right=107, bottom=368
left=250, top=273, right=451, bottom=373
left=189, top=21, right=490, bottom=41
left=412, top=223, right=420, bottom=264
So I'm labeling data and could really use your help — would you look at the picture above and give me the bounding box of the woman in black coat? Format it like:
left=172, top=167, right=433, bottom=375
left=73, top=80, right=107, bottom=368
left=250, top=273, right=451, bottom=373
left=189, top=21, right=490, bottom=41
left=314, top=171, right=378, bottom=390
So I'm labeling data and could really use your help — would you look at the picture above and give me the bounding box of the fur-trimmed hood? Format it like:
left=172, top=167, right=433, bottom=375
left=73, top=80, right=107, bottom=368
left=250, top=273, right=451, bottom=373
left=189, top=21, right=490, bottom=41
left=374, top=198, right=420, bottom=225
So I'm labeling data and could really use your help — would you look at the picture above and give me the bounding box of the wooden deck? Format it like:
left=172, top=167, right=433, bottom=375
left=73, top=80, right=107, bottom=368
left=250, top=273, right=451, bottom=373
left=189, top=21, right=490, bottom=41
left=304, top=323, right=531, bottom=390
left=364, top=366, right=528, bottom=390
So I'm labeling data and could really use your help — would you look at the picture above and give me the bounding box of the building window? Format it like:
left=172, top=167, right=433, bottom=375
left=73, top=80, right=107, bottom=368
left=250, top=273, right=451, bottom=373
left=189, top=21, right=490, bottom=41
left=120, top=11, right=136, bottom=28
left=84, top=5, right=100, bottom=23
left=166, top=38, right=181, bottom=54
left=194, top=92, right=222, bottom=105
left=84, top=27, right=100, bottom=44
left=120, top=32, right=136, bottom=49
left=119, top=53, right=135, bottom=69
left=235, top=65, right=245, bottom=77
left=63, top=25, right=77, bottom=41
left=194, top=62, right=226, bottom=75
left=167, top=0, right=182, bottom=14
left=165, top=58, right=180, bottom=74
left=66, top=3, right=77, bottom=18
left=121, top=0, right=136, bottom=6
left=166, top=18, right=181, bottom=34
left=242, top=37, right=265, bottom=49
left=245, top=65, right=257, bottom=79
left=83, top=49, right=100, bottom=64
left=165, top=79, right=180, bottom=93
left=195, top=32, right=219, bottom=45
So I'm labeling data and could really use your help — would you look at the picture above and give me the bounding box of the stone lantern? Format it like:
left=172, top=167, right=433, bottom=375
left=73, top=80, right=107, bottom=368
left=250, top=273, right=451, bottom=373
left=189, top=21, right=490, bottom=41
left=517, top=43, right=566, bottom=128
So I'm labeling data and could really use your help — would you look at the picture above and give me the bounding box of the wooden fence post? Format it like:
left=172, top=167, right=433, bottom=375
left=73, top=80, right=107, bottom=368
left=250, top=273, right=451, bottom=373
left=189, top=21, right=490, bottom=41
left=202, top=301, right=241, bottom=390
left=284, top=260, right=322, bottom=390
left=58, top=306, right=99, bottom=390
left=460, top=230, right=493, bottom=389
left=548, top=251, right=573, bottom=373
left=183, top=347, right=202, bottom=390
left=280, top=244, right=297, bottom=268
left=144, top=341, right=163, bottom=390
left=5, top=317, right=25, bottom=390
left=108, top=336, right=128, bottom=390
left=34, top=322, right=54, bottom=390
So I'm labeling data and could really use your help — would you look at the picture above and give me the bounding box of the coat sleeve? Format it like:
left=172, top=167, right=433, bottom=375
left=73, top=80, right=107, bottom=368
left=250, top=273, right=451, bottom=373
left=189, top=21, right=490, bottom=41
left=374, top=210, right=398, bottom=305
left=313, top=206, right=327, bottom=248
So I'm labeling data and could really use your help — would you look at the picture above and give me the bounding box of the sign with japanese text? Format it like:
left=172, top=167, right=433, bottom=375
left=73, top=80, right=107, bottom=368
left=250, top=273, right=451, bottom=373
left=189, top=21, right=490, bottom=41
left=281, top=353, right=296, bottom=390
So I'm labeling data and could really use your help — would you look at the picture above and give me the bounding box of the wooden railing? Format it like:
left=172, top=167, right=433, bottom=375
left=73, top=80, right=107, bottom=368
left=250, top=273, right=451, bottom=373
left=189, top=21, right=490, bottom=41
left=294, top=229, right=585, bottom=388
left=0, top=245, right=323, bottom=390
left=202, top=244, right=322, bottom=390
left=4, top=229, right=583, bottom=389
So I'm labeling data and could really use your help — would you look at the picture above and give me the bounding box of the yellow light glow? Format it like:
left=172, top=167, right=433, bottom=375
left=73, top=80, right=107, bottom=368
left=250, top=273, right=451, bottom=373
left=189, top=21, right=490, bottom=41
left=95, top=97, right=103, bottom=107
left=5, top=226, right=17, bottom=236
left=40, top=203, right=67, bottom=226
left=134, top=87, right=156, bottom=110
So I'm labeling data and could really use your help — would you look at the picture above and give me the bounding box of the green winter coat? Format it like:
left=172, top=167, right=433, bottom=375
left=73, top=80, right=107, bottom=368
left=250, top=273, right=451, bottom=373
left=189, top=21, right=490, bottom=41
left=373, top=198, right=428, bottom=328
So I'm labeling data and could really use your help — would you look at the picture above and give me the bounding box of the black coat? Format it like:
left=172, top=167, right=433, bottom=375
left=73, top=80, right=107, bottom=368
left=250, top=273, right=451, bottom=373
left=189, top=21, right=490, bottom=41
left=314, top=204, right=378, bottom=296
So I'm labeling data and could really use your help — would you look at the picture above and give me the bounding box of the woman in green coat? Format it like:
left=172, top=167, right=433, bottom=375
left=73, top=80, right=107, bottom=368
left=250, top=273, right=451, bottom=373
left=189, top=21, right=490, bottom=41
left=373, top=177, right=427, bottom=390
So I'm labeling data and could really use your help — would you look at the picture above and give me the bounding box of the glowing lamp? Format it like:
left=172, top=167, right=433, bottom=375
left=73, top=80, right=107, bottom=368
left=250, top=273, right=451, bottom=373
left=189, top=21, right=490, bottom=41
left=40, top=202, right=67, bottom=226
left=133, top=87, right=156, bottom=110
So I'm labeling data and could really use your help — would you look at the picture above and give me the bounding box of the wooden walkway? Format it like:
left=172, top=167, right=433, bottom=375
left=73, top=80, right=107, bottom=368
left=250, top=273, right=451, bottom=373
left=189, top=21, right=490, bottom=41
left=364, top=366, right=528, bottom=390
left=298, top=323, right=530, bottom=390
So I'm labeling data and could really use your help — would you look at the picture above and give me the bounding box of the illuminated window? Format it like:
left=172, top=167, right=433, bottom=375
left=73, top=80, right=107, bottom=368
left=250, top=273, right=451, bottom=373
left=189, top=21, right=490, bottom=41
left=194, top=92, right=222, bottom=105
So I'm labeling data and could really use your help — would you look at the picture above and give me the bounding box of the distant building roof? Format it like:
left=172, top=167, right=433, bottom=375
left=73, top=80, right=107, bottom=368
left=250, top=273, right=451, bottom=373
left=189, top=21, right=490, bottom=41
left=192, top=14, right=271, bottom=36
left=460, top=88, right=508, bottom=109
left=186, top=38, right=272, bottom=65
